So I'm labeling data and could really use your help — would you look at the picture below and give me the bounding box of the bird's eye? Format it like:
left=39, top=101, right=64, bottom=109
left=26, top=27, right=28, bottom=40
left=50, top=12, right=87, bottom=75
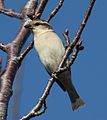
left=34, top=23, right=39, bottom=26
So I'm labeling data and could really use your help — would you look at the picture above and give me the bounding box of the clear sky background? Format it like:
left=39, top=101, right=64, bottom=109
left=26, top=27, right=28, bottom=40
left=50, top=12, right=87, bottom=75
left=0, top=0, right=107, bottom=120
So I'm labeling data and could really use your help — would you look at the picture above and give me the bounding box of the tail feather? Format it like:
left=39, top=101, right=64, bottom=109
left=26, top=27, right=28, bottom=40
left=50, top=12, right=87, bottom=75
left=67, top=83, right=85, bottom=111
left=72, top=98, right=85, bottom=111
left=57, top=69, right=85, bottom=111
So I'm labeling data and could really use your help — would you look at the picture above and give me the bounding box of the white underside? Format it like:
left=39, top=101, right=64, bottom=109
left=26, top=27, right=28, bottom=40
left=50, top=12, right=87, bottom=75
left=34, top=31, right=65, bottom=73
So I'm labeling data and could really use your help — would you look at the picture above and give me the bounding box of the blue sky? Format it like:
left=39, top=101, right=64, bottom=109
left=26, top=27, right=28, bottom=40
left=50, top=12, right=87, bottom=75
left=0, top=0, right=107, bottom=120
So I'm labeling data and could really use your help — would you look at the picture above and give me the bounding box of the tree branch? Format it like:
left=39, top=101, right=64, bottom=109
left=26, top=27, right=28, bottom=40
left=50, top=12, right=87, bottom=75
left=62, top=28, right=70, bottom=49
left=0, top=0, right=53, bottom=119
left=58, top=41, right=84, bottom=73
left=59, top=0, right=96, bottom=68
left=0, top=0, right=4, bottom=8
left=20, top=77, right=54, bottom=120
left=34, top=0, right=48, bottom=19
left=0, top=8, right=23, bottom=19
left=0, top=0, right=39, bottom=119
left=47, top=0, right=64, bottom=22
left=18, top=40, right=34, bottom=62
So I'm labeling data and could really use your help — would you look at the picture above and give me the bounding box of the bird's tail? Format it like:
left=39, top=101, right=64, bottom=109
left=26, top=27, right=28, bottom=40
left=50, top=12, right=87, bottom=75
left=57, top=68, right=85, bottom=111
left=67, top=84, right=85, bottom=111
left=71, top=97, right=85, bottom=111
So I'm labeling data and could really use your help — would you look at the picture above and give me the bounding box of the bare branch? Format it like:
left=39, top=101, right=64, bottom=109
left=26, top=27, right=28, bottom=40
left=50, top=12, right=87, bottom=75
left=71, top=0, right=96, bottom=48
left=18, top=40, right=34, bottom=62
left=0, top=0, right=39, bottom=119
left=0, top=0, right=4, bottom=8
left=0, top=56, right=4, bottom=76
left=58, top=41, right=84, bottom=73
left=68, top=41, right=84, bottom=66
left=59, top=0, right=96, bottom=68
left=20, top=78, right=54, bottom=120
left=0, top=8, right=23, bottom=19
left=34, top=0, right=49, bottom=19
left=47, top=0, right=64, bottom=22
left=0, top=43, right=7, bottom=52
left=62, top=28, right=70, bottom=49
left=21, top=101, right=47, bottom=120
left=17, top=0, right=50, bottom=60
left=33, top=101, right=47, bottom=116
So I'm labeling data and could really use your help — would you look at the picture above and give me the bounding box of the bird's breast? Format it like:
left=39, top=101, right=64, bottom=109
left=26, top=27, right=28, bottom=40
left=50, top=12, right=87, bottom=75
left=34, top=31, right=65, bottom=73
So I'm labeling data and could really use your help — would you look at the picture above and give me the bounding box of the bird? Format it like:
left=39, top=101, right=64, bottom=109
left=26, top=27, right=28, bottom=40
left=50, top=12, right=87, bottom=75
left=24, top=19, right=85, bottom=111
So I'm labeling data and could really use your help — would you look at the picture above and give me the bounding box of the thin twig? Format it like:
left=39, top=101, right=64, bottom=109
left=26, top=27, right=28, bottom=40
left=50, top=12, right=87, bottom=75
left=62, top=28, right=70, bottom=49
left=33, top=101, right=47, bottom=116
left=18, top=40, right=34, bottom=62
left=59, top=0, right=96, bottom=68
left=47, top=0, right=64, bottom=22
left=71, top=0, right=96, bottom=48
left=34, top=0, right=49, bottom=19
left=58, top=41, right=84, bottom=73
left=20, top=78, right=54, bottom=120
left=0, top=8, right=23, bottom=19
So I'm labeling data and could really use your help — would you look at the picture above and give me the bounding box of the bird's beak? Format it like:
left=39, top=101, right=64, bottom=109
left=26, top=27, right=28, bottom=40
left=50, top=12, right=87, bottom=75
left=24, top=23, right=31, bottom=28
left=24, top=20, right=33, bottom=29
left=24, top=23, right=33, bottom=29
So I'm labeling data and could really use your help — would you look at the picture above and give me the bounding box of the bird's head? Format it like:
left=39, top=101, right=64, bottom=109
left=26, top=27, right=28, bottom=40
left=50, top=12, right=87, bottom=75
left=24, top=19, right=53, bottom=34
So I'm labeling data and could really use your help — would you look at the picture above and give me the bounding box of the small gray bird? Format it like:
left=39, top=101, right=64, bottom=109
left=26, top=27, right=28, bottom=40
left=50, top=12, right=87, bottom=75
left=24, top=20, right=85, bottom=111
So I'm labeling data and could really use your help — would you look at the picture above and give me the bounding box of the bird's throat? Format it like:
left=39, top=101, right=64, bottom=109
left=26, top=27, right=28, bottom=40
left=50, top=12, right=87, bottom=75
left=34, top=29, right=54, bottom=37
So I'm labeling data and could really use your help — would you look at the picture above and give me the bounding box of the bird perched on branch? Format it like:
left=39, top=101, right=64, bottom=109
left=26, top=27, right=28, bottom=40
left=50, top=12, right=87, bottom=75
left=24, top=19, right=85, bottom=111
